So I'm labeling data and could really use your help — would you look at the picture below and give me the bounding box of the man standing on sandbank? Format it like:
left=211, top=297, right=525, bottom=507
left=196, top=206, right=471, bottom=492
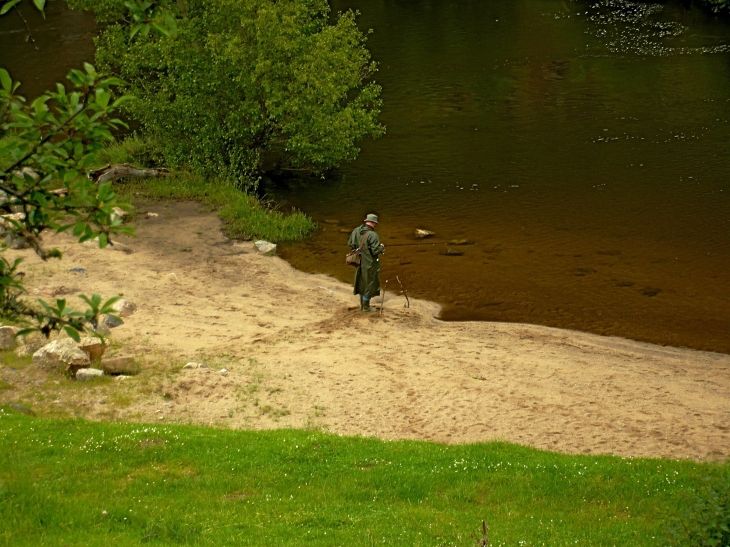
left=348, top=214, right=385, bottom=312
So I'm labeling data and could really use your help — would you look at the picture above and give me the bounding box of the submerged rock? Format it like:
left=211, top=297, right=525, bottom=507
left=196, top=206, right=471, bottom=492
left=447, top=239, right=475, bottom=246
left=415, top=229, right=435, bottom=239
left=439, top=248, right=464, bottom=257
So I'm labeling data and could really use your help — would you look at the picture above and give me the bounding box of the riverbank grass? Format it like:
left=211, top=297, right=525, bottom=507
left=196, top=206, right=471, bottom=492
left=0, top=411, right=726, bottom=547
left=99, top=138, right=316, bottom=243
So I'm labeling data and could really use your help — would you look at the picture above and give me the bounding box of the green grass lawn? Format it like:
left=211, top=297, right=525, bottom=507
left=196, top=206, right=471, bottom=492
left=0, top=409, right=726, bottom=547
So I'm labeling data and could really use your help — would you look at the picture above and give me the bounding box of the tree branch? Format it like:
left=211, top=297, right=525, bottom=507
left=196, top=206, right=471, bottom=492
left=87, top=163, right=171, bottom=184
left=14, top=6, right=38, bottom=51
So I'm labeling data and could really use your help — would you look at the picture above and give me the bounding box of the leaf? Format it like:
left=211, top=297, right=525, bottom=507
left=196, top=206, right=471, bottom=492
left=63, top=326, right=81, bottom=343
left=33, top=0, right=46, bottom=10
left=0, top=68, right=11, bottom=92
left=98, top=232, right=108, bottom=248
left=0, top=0, right=22, bottom=16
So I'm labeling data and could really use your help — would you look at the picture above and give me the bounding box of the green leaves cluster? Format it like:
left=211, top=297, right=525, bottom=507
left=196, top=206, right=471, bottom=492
left=0, top=64, right=134, bottom=340
left=0, top=0, right=45, bottom=17
left=70, top=0, right=384, bottom=187
left=669, top=472, right=730, bottom=547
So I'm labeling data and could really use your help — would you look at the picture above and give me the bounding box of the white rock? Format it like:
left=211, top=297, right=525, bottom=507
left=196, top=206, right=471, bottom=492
left=183, top=362, right=208, bottom=370
left=146, top=212, right=159, bottom=218
left=0, top=326, right=21, bottom=350
left=254, top=240, right=277, bottom=256
left=32, top=339, right=90, bottom=373
left=111, top=299, right=137, bottom=318
left=110, top=207, right=129, bottom=223
left=76, top=368, right=104, bottom=381
left=415, top=229, right=435, bottom=239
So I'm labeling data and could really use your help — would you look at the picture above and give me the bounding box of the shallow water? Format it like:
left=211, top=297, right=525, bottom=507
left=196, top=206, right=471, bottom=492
left=1, top=1, right=729, bottom=354
left=273, top=0, right=730, bottom=354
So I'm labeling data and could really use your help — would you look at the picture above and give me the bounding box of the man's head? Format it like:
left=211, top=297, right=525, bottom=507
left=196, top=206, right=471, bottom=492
left=364, top=213, right=379, bottom=228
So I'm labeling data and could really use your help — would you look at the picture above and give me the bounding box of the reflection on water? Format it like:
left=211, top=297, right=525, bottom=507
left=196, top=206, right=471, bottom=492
left=272, top=0, right=730, bottom=354
left=0, top=0, right=96, bottom=98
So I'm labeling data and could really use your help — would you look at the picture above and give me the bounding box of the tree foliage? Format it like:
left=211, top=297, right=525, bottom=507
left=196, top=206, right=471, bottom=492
left=68, top=0, right=385, bottom=187
left=0, top=64, right=131, bottom=340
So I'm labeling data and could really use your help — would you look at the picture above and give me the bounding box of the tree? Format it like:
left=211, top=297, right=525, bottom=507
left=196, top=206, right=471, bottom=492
left=0, top=63, right=132, bottom=340
left=68, top=0, right=385, bottom=188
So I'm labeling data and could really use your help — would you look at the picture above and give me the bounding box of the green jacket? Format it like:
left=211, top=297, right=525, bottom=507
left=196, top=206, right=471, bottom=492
left=348, top=224, right=384, bottom=298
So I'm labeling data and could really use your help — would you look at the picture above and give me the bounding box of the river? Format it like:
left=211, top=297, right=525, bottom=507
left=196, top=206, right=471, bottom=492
left=2, top=0, right=729, bottom=353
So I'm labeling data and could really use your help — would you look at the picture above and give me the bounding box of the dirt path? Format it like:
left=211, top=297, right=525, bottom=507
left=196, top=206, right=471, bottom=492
left=2, top=202, right=729, bottom=460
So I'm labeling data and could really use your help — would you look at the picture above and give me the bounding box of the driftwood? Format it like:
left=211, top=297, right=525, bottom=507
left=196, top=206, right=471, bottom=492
left=88, top=164, right=171, bottom=184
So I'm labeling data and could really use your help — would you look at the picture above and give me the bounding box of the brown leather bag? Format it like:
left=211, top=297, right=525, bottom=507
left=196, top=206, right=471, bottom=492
left=345, top=231, right=372, bottom=267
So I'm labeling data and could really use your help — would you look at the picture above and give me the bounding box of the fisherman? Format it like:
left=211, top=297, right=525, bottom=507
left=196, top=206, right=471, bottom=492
left=348, top=214, right=385, bottom=312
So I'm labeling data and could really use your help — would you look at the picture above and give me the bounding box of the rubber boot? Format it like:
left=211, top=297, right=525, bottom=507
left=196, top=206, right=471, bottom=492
left=362, top=299, right=377, bottom=313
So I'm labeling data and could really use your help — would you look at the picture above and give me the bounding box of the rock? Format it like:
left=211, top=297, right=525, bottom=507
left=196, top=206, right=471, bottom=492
left=32, top=285, right=74, bottom=297
left=79, top=337, right=108, bottom=361
left=254, top=240, right=277, bottom=256
left=32, top=339, right=90, bottom=375
left=115, top=375, right=131, bottom=382
left=323, top=219, right=340, bottom=224
left=94, top=322, right=112, bottom=337
left=102, top=356, right=139, bottom=376
left=101, top=314, right=124, bottom=329
left=146, top=212, right=159, bottom=218
left=5, top=232, right=29, bottom=249
left=447, top=239, right=475, bottom=246
left=10, top=403, right=35, bottom=416
left=439, top=249, right=464, bottom=257
left=69, top=267, right=86, bottom=275
left=338, top=228, right=351, bottom=234
left=111, top=299, right=137, bottom=318
left=0, top=326, right=21, bottom=350
left=15, top=342, right=42, bottom=357
left=76, top=368, right=104, bottom=381
left=183, top=362, right=208, bottom=370
left=415, top=229, right=435, bottom=239
left=83, top=238, right=134, bottom=254
left=110, top=207, right=129, bottom=223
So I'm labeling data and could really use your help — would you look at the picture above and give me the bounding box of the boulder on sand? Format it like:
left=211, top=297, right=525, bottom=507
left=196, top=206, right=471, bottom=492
left=76, top=368, right=104, bottom=381
left=32, top=339, right=90, bottom=375
left=0, top=326, right=21, bottom=350
left=111, top=299, right=137, bottom=318
left=102, top=356, right=140, bottom=376
left=79, top=337, right=108, bottom=361
left=254, top=240, right=277, bottom=256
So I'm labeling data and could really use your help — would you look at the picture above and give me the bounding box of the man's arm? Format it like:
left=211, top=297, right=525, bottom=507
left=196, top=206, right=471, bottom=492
left=367, top=232, right=385, bottom=255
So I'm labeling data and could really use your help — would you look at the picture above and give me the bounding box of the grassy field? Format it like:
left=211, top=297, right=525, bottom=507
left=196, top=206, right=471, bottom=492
left=0, top=409, right=726, bottom=547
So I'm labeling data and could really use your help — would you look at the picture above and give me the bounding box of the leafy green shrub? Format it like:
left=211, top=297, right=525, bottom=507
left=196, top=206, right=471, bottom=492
left=69, top=0, right=384, bottom=188
left=669, top=471, right=730, bottom=547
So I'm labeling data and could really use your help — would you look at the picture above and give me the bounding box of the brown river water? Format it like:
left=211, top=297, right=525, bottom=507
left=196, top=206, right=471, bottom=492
left=2, top=1, right=730, bottom=353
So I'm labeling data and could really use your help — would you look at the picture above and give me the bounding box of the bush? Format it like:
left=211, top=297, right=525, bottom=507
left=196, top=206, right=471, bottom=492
left=669, top=471, right=730, bottom=547
left=69, top=0, right=384, bottom=188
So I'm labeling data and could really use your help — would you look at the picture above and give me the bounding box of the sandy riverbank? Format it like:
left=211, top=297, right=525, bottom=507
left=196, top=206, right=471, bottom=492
left=1, top=202, right=728, bottom=461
